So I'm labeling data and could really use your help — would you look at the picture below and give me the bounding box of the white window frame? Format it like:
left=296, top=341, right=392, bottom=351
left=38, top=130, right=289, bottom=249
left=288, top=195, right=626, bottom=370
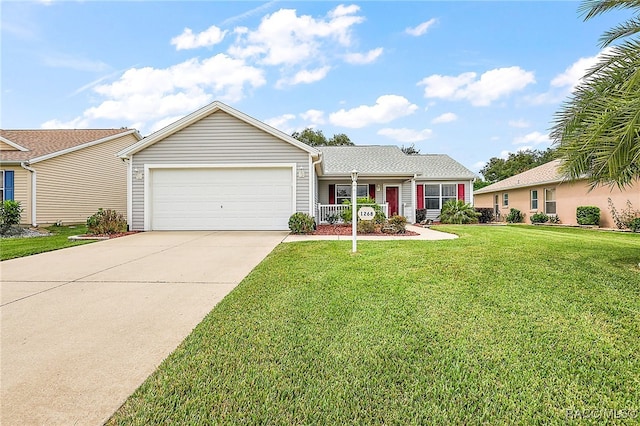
left=544, top=188, right=556, bottom=215
left=503, top=193, right=509, bottom=207
left=530, top=190, right=538, bottom=210
left=0, top=170, right=4, bottom=202
left=423, top=183, right=459, bottom=210
left=442, top=183, right=457, bottom=207
left=336, top=184, right=368, bottom=205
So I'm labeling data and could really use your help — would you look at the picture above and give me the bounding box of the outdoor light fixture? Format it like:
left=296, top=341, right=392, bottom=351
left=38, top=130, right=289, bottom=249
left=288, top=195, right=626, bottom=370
left=351, top=169, right=358, bottom=253
left=134, top=168, right=143, bottom=180
left=297, top=166, right=306, bottom=178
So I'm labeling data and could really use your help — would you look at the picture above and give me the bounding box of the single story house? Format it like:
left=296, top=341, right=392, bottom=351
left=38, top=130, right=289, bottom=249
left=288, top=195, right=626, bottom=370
left=0, top=129, right=141, bottom=226
left=474, top=159, right=640, bottom=228
left=117, top=101, right=477, bottom=231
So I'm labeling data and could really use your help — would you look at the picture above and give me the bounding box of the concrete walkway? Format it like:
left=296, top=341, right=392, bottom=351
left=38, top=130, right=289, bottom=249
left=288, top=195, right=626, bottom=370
left=0, top=231, right=287, bottom=426
left=283, top=224, right=458, bottom=242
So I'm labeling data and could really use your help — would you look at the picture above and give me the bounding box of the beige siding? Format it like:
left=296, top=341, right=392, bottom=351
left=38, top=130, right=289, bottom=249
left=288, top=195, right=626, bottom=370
left=34, top=134, right=138, bottom=225
left=0, top=141, right=20, bottom=151
left=474, top=180, right=640, bottom=228
left=1, top=166, right=31, bottom=225
left=131, top=111, right=312, bottom=230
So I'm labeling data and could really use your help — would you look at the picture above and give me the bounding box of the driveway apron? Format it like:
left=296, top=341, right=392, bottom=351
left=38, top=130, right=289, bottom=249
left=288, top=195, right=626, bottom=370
left=0, top=231, right=287, bottom=426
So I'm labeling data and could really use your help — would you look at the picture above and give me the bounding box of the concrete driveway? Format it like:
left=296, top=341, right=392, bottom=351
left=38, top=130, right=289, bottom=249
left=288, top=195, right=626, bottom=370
left=0, top=231, right=287, bottom=426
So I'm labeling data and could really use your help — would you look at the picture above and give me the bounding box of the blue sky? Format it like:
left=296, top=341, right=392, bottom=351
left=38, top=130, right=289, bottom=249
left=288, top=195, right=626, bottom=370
left=1, top=1, right=627, bottom=173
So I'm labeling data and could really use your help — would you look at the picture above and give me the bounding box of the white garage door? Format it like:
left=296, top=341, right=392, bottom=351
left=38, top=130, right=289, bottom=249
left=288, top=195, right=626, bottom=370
left=150, top=167, right=293, bottom=230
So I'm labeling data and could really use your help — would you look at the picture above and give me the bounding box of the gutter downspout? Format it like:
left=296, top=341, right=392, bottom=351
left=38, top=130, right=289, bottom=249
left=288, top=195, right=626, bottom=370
left=311, top=153, right=323, bottom=220
left=20, top=162, right=37, bottom=226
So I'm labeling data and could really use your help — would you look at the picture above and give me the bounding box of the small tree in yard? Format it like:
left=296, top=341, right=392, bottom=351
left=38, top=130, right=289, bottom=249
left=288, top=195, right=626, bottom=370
left=0, top=200, right=23, bottom=234
left=86, top=208, right=127, bottom=235
left=439, top=200, right=480, bottom=224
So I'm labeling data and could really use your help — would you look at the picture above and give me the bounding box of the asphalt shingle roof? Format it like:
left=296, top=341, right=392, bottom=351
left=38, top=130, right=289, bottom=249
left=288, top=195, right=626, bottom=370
left=319, top=145, right=477, bottom=179
left=0, top=129, right=133, bottom=163
left=474, top=160, right=565, bottom=194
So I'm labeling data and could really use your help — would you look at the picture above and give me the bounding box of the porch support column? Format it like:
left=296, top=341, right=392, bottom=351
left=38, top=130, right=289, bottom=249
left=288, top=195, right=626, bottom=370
left=410, top=175, right=417, bottom=223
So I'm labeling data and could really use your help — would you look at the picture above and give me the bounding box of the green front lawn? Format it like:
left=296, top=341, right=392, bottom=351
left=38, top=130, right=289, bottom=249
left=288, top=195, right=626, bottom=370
left=0, top=225, right=95, bottom=261
left=108, top=226, right=639, bottom=424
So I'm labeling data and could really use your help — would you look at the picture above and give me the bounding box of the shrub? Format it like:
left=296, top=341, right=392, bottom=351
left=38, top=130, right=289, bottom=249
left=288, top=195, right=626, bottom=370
left=576, top=206, right=600, bottom=225
left=629, top=217, right=640, bottom=233
left=530, top=212, right=549, bottom=224
left=357, top=219, right=376, bottom=234
left=341, top=197, right=386, bottom=224
left=387, top=215, right=407, bottom=233
left=86, top=208, right=127, bottom=235
left=549, top=215, right=561, bottom=224
left=475, top=207, right=494, bottom=224
left=415, top=209, right=427, bottom=223
left=608, top=198, right=640, bottom=229
left=439, top=200, right=480, bottom=224
left=506, top=208, right=524, bottom=223
left=0, top=200, right=23, bottom=234
left=288, top=212, right=315, bottom=234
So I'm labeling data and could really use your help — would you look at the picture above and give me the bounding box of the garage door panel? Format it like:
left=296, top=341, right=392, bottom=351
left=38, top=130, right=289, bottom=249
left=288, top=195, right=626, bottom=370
left=150, top=167, right=293, bottom=230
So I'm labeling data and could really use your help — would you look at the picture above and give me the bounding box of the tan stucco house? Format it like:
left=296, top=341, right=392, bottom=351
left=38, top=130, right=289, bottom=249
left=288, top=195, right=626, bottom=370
left=117, top=101, right=476, bottom=231
left=0, top=129, right=141, bottom=226
left=474, top=159, right=640, bottom=228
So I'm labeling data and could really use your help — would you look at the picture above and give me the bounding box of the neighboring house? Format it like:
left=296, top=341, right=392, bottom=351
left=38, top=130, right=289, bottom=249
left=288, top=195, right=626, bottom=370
left=118, top=101, right=476, bottom=231
left=0, top=129, right=141, bottom=226
left=474, top=159, right=640, bottom=228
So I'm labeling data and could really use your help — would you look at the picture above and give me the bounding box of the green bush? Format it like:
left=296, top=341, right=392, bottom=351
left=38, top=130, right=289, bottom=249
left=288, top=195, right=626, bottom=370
left=341, top=198, right=386, bottom=224
left=439, top=200, right=480, bottom=224
left=387, top=215, right=407, bottom=233
left=288, top=212, right=315, bottom=234
left=475, top=207, right=494, bottom=224
left=530, top=212, right=549, bottom=224
left=549, top=215, right=561, bottom=224
left=629, top=217, right=640, bottom=233
left=576, top=206, right=600, bottom=225
left=506, top=208, right=525, bottom=223
left=608, top=198, right=640, bottom=229
left=86, top=208, right=127, bottom=235
left=357, top=219, right=377, bottom=234
left=0, top=200, right=23, bottom=234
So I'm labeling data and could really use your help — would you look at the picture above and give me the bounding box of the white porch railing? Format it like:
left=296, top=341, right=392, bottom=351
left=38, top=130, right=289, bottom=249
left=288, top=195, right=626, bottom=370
left=317, top=203, right=389, bottom=224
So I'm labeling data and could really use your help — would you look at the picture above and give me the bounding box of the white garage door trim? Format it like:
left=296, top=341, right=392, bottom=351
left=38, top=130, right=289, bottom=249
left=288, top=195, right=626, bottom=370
left=143, top=163, right=296, bottom=231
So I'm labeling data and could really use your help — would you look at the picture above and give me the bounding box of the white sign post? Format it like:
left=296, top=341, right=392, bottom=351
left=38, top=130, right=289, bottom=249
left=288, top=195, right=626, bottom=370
left=351, top=170, right=358, bottom=253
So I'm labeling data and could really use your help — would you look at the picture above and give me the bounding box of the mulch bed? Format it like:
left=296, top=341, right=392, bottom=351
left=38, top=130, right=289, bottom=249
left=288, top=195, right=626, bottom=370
left=314, top=224, right=419, bottom=236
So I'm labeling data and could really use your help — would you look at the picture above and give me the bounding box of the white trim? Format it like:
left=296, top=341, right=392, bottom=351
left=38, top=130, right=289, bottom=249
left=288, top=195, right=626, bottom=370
left=0, top=136, right=29, bottom=152
left=20, top=162, right=37, bottom=226
left=411, top=177, right=416, bottom=222
left=383, top=184, right=401, bottom=217
left=469, top=180, right=474, bottom=205
left=308, top=155, right=313, bottom=217
left=143, top=163, right=296, bottom=231
left=126, top=157, right=133, bottom=230
left=118, top=101, right=320, bottom=158
left=29, top=129, right=141, bottom=164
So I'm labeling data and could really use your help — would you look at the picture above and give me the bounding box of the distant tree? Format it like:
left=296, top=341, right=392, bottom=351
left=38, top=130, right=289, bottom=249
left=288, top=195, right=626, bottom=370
left=479, top=148, right=557, bottom=183
left=400, top=144, right=420, bottom=155
left=473, top=180, right=492, bottom=191
left=292, top=128, right=354, bottom=146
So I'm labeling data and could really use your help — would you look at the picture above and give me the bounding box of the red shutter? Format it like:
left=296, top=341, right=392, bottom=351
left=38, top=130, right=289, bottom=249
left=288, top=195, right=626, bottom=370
left=417, top=184, right=424, bottom=209
left=369, top=184, right=376, bottom=200
left=329, top=184, right=335, bottom=204
left=457, top=183, right=465, bottom=201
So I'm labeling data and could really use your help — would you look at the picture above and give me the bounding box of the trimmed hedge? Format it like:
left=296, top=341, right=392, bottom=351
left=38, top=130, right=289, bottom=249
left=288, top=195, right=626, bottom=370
left=530, top=212, right=549, bottom=224
left=288, top=212, right=315, bottom=234
left=475, top=207, right=494, bottom=224
left=576, top=206, right=600, bottom=225
left=506, top=208, right=524, bottom=223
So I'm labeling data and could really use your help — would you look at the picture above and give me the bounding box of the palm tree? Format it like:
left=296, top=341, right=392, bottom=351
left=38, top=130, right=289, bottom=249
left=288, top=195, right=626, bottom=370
left=551, top=0, right=640, bottom=189
left=439, top=200, right=480, bottom=224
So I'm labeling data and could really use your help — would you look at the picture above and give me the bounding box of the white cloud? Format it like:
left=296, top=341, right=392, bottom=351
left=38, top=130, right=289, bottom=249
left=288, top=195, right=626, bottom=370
left=432, top=112, right=457, bottom=124
left=41, top=116, right=90, bottom=129
left=418, top=66, right=535, bottom=106
left=472, top=161, right=486, bottom=172
left=276, top=66, right=331, bottom=88
left=48, top=53, right=265, bottom=132
left=508, top=119, right=530, bottom=128
left=377, top=127, right=433, bottom=143
left=513, top=131, right=550, bottom=145
left=171, top=25, right=227, bottom=50
left=300, top=109, right=325, bottom=125
left=264, top=113, right=296, bottom=133
left=329, top=95, right=418, bottom=128
left=41, top=53, right=108, bottom=72
left=228, top=5, right=364, bottom=66
left=405, top=18, right=437, bottom=36
left=344, top=47, right=383, bottom=64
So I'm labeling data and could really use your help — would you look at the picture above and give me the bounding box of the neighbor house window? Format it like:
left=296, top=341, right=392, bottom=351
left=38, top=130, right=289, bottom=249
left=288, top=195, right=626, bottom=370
left=503, top=193, right=509, bottom=207
left=0, top=170, right=3, bottom=201
left=336, top=184, right=368, bottom=204
left=424, top=184, right=440, bottom=209
left=545, top=188, right=556, bottom=214
left=530, top=190, right=538, bottom=210
left=1, top=170, right=14, bottom=202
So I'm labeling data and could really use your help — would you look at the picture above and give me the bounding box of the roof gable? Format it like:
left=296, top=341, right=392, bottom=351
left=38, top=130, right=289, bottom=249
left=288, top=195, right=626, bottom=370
left=0, top=129, right=141, bottom=164
left=118, top=101, right=320, bottom=158
left=474, top=160, right=565, bottom=194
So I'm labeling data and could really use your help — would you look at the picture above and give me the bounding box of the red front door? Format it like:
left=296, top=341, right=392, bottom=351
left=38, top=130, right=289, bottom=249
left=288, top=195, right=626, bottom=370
left=386, top=187, right=399, bottom=216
